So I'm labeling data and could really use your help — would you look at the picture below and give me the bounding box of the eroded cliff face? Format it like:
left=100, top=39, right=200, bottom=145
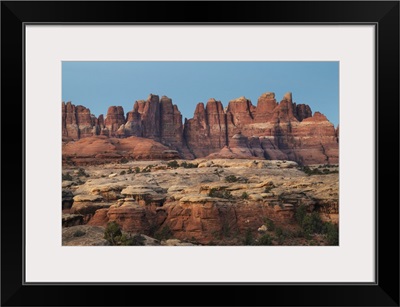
left=63, top=159, right=339, bottom=245
left=62, top=91, right=338, bottom=165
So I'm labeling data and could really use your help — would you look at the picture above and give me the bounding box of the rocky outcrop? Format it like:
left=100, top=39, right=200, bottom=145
left=62, top=136, right=181, bottom=165
left=188, top=92, right=337, bottom=164
left=104, top=106, right=125, bottom=137
left=62, top=91, right=338, bottom=165
left=184, top=99, right=227, bottom=157
left=63, top=158, right=338, bottom=245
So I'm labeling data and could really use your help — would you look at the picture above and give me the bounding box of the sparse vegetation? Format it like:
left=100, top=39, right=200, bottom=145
left=120, top=157, right=129, bottom=164
left=77, top=168, right=89, bottom=177
left=241, top=192, right=249, bottom=199
left=294, top=205, right=330, bottom=240
left=154, top=226, right=173, bottom=241
left=243, top=229, right=255, bottom=245
left=62, top=172, right=73, bottom=181
left=295, top=204, right=308, bottom=226
left=134, top=167, right=141, bottom=173
left=167, top=160, right=179, bottom=169
left=141, top=165, right=154, bottom=173
left=213, top=168, right=224, bottom=179
left=257, top=234, right=273, bottom=245
left=302, top=212, right=324, bottom=235
left=104, top=221, right=122, bottom=245
left=323, top=222, right=339, bottom=245
left=127, top=167, right=133, bottom=174
left=225, top=175, right=239, bottom=183
left=120, top=170, right=126, bottom=175
left=104, top=221, right=146, bottom=246
left=181, top=161, right=198, bottom=168
left=208, top=188, right=233, bottom=199
left=264, top=186, right=273, bottom=193
left=264, top=218, right=275, bottom=231
left=119, top=233, right=145, bottom=246
left=299, top=165, right=338, bottom=176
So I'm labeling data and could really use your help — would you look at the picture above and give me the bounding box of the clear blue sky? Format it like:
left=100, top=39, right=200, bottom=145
left=62, top=61, right=339, bottom=127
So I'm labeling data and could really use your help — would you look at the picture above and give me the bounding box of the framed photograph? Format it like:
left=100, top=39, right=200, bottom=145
left=1, top=1, right=399, bottom=306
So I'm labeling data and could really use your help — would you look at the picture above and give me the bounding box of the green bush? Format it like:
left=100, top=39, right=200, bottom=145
left=142, top=165, right=154, bottom=173
left=119, top=233, right=146, bottom=246
left=104, top=221, right=146, bottom=246
left=120, top=170, right=126, bottom=175
left=295, top=205, right=307, bottom=226
left=120, top=157, right=129, bottom=164
left=62, top=172, right=73, bottom=181
left=275, top=227, right=283, bottom=237
left=265, top=219, right=275, bottom=231
left=243, top=229, right=255, bottom=245
left=104, top=221, right=122, bottom=245
left=302, top=212, right=324, bottom=235
left=323, top=222, right=339, bottom=245
left=154, top=226, right=173, bottom=241
left=208, top=188, right=233, bottom=199
left=257, top=234, right=273, bottom=245
left=299, top=165, right=337, bottom=176
left=241, top=192, right=249, bottom=199
left=77, top=168, right=89, bottom=177
left=134, top=167, right=141, bottom=173
left=127, top=167, right=133, bottom=174
left=225, top=175, right=239, bottom=183
left=167, top=160, right=179, bottom=168
left=181, top=161, right=198, bottom=168
left=264, top=186, right=273, bottom=193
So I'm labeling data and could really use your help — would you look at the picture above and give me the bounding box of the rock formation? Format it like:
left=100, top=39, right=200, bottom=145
left=62, top=91, right=338, bottom=165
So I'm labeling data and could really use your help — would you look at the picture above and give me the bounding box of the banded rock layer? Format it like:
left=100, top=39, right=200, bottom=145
left=62, top=92, right=338, bottom=165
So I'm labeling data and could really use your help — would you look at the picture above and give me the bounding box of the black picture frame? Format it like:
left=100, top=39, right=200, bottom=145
left=1, top=1, right=399, bottom=306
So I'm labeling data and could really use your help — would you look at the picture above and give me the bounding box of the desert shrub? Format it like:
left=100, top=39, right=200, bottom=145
left=77, top=168, right=89, bottom=177
left=134, top=167, right=141, bottom=173
left=264, top=186, right=273, bottom=193
left=127, top=167, right=133, bottom=174
left=208, top=188, right=233, bottom=199
left=225, top=175, right=239, bottom=183
left=243, top=229, right=255, bottom=245
left=257, top=234, right=273, bottom=245
left=73, top=230, right=86, bottom=237
left=104, top=221, right=122, bottom=245
left=323, top=222, right=339, bottom=245
left=181, top=161, right=198, bottom=168
left=120, top=157, right=129, bottom=164
left=295, top=205, right=307, bottom=226
left=167, top=160, right=179, bottom=168
left=104, top=221, right=146, bottom=246
left=154, top=226, right=173, bottom=241
left=241, top=192, right=249, bottom=199
left=299, top=165, right=337, bottom=176
left=119, top=233, right=146, bottom=246
left=120, top=170, right=126, bottom=175
left=264, top=218, right=275, bottom=231
left=143, top=165, right=154, bottom=173
left=75, top=178, right=84, bottom=185
left=302, top=212, right=324, bottom=235
left=275, top=227, right=284, bottom=237
left=62, top=172, right=73, bottom=181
